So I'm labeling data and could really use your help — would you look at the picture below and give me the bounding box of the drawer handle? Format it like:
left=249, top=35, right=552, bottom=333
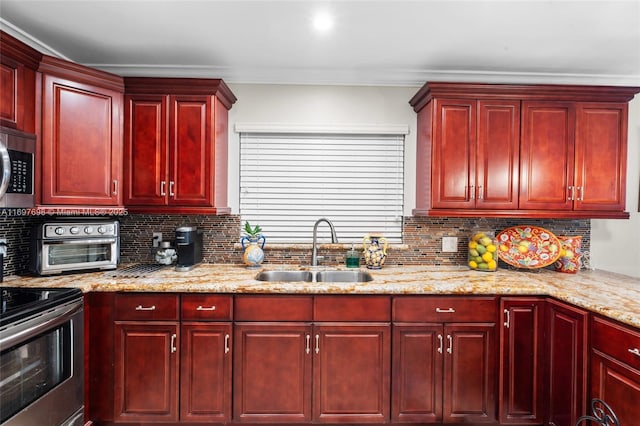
left=135, top=305, right=156, bottom=311
left=436, top=307, right=455, bottom=313
left=196, top=305, right=216, bottom=311
left=629, top=348, right=640, bottom=357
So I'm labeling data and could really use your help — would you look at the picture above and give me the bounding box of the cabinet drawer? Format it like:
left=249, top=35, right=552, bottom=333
left=235, top=295, right=313, bottom=321
left=393, top=296, right=497, bottom=322
left=314, top=295, right=391, bottom=322
left=115, top=293, right=179, bottom=320
left=592, top=316, right=640, bottom=370
left=181, top=294, right=232, bottom=321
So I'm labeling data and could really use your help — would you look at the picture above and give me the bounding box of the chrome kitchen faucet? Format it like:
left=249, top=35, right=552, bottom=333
left=311, top=218, right=338, bottom=266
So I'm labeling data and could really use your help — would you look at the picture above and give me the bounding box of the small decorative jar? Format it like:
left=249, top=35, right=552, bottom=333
left=468, top=231, right=498, bottom=272
left=241, top=235, right=266, bottom=268
left=554, top=236, right=582, bottom=273
left=155, top=241, right=177, bottom=265
left=363, top=234, right=388, bottom=269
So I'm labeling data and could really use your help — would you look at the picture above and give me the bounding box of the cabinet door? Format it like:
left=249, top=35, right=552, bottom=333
left=113, top=321, right=179, bottom=422
left=499, top=298, right=546, bottom=424
left=313, top=323, right=390, bottom=423
left=591, top=352, right=640, bottom=426
left=476, top=100, right=520, bottom=209
left=180, top=322, right=232, bottom=423
left=124, top=94, right=169, bottom=205
left=0, top=56, right=22, bottom=129
left=444, top=323, right=496, bottom=423
left=169, top=95, right=213, bottom=206
left=392, top=324, right=442, bottom=423
left=546, top=300, right=588, bottom=426
left=431, top=99, right=477, bottom=209
left=41, top=75, right=122, bottom=205
left=233, top=323, right=312, bottom=422
left=574, top=103, right=628, bottom=212
left=519, top=102, right=575, bottom=210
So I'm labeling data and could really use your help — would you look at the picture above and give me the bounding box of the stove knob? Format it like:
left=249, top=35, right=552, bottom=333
left=97, top=226, right=106, bottom=234
left=70, top=226, right=80, bottom=235
left=55, top=227, right=65, bottom=235
left=84, top=226, right=94, bottom=234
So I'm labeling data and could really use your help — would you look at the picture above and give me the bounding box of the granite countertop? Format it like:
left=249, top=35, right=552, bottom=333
left=3, top=264, right=639, bottom=329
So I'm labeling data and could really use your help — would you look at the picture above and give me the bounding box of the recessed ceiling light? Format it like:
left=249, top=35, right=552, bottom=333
left=312, top=12, right=333, bottom=32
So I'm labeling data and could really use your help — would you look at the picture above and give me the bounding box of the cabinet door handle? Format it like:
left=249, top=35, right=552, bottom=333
left=315, top=334, right=320, bottom=354
left=196, top=305, right=216, bottom=311
left=135, top=305, right=156, bottom=311
left=437, top=334, right=443, bottom=354
left=504, top=309, right=510, bottom=328
left=160, top=181, right=166, bottom=196
left=469, top=185, right=475, bottom=201
left=306, top=334, right=311, bottom=354
left=169, top=181, right=175, bottom=197
left=629, top=348, right=640, bottom=357
left=446, top=334, right=453, bottom=354
left=477, top=185, right=483, bottom=200
left=576, top=186, right=583, bottom=201
left=170, top=333, right=177, bottom=353
left=435, top=307, right=455, bottom=313
left=112, top=180, right=118, bottom=196
left=224, top=334, right=230, bottom=354
left=568, top=185, right=575, bottom=201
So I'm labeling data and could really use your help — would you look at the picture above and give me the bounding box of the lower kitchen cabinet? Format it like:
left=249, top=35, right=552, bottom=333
left=546, top=299, right=587, bottom=426
left=392, top=296, right=497, bottom=424
left=590, top=316, right=640, bottom=425
left=499, top=297, right=546, bottom=425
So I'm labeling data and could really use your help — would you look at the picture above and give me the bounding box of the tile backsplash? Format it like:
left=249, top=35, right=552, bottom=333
left=1, top=213, right=590, bottom=276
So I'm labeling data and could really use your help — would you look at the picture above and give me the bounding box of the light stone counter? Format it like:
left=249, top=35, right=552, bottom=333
left=3, top=264, right=639, bottom=328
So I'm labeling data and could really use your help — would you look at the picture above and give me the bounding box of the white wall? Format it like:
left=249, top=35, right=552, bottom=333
left=591, top=96, right=640, bottom=278
left=227, top=84, right=640, bottom=277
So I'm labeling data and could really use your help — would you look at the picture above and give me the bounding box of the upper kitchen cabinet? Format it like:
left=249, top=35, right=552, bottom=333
left=38, top=55, right=124, bottom=208
left=409, top=82, right=640, bottom=219
left=0, top=31, right=42, bottom=133
left=123, top=78, right=237, bottom=214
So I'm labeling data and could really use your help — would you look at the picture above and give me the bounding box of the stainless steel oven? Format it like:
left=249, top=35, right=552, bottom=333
left=30, top=219, right=119, bottom=275
left=0, top=126, right=36, bottom=209
left=0, top=287, right=84, bottom=426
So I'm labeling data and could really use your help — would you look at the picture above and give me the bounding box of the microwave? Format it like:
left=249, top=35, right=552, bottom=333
left=0, top=126, right=36, bottom=209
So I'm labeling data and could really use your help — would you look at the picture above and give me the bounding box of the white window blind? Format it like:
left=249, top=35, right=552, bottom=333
left=240, top=132, right=404, bottom=243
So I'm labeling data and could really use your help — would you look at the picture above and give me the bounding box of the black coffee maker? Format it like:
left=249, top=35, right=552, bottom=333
left=175, top=226, right=203, bottom=271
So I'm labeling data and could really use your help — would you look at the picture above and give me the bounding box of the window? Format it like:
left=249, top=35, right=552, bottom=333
left=239, top=130, right=404, bottom=243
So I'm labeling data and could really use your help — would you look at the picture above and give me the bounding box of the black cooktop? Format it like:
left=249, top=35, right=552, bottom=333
left=0, top=287, right=82, bottom=327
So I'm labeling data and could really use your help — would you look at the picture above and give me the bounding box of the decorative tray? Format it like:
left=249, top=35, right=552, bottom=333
left=496, top=226, right=562, bottom=269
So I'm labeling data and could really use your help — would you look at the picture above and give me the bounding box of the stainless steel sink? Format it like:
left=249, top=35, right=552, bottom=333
left=254, top=270, right=313, bottom=282
left=315, top=270, right=373, bottom=283
left=254, top=269, right=373, bottom=283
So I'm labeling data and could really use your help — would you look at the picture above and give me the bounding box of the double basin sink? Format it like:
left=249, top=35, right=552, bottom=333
left=255, top=269, right=373, bottom=283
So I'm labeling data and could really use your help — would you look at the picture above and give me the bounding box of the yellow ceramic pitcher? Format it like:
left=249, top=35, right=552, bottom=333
left=363, top=234, right=388, bottom=269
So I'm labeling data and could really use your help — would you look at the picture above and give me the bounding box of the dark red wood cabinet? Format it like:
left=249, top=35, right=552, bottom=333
left=0, top=31, right=41, bottom=133
left=123, top=78, right=236, bottom=214
left=499, top=297, right=546, bottom=425
left=38, top=55, right=124, bottom=207
left=410, top=82, right=639, bottom=218
left=590, top=316, right=640, bottom=425
left=392, top=296, right=497, bottom=424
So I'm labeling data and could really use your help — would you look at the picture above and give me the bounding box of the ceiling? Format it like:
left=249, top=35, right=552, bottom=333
left=1, top=0, right=639, bottom=86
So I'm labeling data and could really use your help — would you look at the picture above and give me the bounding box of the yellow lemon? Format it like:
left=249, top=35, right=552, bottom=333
left=468, top=241, right=478, bottom=249
left=482, top=252, right=494, bottom=262
left=479, top=237, right=493, bottom=246
left=487, top=260, right=497, bottom=270
left=487, top=244, right=497, bottom=253
left=472, top=232, right=485, bottom=241
left=468, top=260, right=478, bottom=269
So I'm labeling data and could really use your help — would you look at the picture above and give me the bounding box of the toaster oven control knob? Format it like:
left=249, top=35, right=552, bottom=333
left=55, top=227, right=65, bottom=235
left=84, top=226, right=94, bottom=234
left=70, top=226, right=80, bottom=235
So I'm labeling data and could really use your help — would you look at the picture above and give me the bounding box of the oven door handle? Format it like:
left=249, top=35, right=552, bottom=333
left=45, top=238, right=118, bottom=245
left=0, top=298, right=83, bottom=349
left=0, top=139, right=11, bottom=199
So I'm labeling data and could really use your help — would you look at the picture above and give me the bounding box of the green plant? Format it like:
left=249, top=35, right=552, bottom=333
left=243, top=221, right=263, bottom=238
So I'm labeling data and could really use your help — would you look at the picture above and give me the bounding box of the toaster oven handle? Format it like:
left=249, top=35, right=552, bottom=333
left=46, top=238, right=118, bottom=245
left=0, top=139, right=11, bottom=199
